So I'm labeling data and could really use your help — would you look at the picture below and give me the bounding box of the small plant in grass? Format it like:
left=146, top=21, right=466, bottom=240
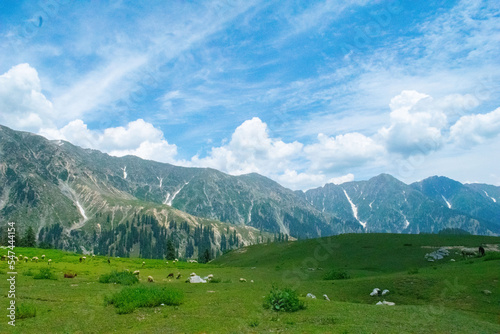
left=23, top=268, right=35, bottom=276
left=249, top=319, right=259, bottom=327
left=263, top=285, right=306, bottom=312
left=99, top=270, right=138, bottom=285
left=34, top=268, right=57, bottom=280
left=209, top=277, right=221, bottom=283
left=323, top=269, right=350, bottom=280
left=407, top=267, right=419, bottom=275
left=105, top=285, right=184, bottom=314
left=16, top=303, right=36, bottom=319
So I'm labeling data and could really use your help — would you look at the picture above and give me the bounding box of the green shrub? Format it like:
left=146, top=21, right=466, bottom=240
left=99, top=270, right=138, bottom=285
left=16, top=303, right=36, bottom=319
left=209, top=277, right=221, bottom=283
left=249, top=319, right=259, bottom=327
left=263, top=285, right=306, bottom=312
left=323, top=269, right=350, bottom=280
left=23, top=269, right=35, bottom=276
left=34, top=268, right=57, bottom=280
left=105, top=285, right=184, bottom=314
left=407, top=267, right=419, bottom=275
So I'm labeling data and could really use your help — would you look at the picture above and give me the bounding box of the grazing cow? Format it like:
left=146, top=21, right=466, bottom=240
left=176, top=273, right=182, bottom=279
left=64, top=272, right=77, bottom=278
left=107, top=258, right=111, bottom=264
left=79, top=257, right=83, bottom=263
left=479, top=246, right=485, bottom=257
left=462, top=249, right=476, bottom=258
left=167, top=273, right=174, bottom=278
left=147, top=276, right=154, bottom=283
left=133, top=270, right=140, bottom=276
left=48, top=259, right=52, bottom=265
left=239, top=278, right=247, bottom=282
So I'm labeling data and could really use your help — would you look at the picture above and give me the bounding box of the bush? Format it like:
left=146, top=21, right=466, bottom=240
left=99, top=270, right=138, bottom=285
left=23, top=269, right=35, bottom=276
left=105, top=285, right=184, bottom=314
left=16, top=303, right=36, bottom=319
left=407, top=268, right=419, bottom=275
left=263, top=285, right=306, bottom=312
left=323, top=269, right=350, bottom=280
left=209, top=277, right=221, bottom=283
left=34, top=268, right=57, bottom=280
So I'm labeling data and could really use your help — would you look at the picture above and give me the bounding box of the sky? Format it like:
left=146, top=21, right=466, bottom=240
left=0, top=0, right=499, bottom=190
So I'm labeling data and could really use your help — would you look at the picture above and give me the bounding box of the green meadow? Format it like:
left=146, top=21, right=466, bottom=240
left=1, top=233, right=499, bottom=333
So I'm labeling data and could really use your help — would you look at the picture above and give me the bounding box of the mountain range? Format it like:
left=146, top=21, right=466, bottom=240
left=0, top=124, right=498, bottom=257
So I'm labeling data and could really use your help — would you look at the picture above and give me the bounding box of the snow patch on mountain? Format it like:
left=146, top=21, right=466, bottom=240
left=441, top=195, right=452, bottom=209
left=121, top=166, right=127, bottom=179
left=484, top=191, right=497, bottom=203
left=343, top=189, right=366, bottom=228
left=404, top=219, right=410, bottom=229
left=165, top=182, right=189, bottom=206
left=76, top=201, right=88, bottom=220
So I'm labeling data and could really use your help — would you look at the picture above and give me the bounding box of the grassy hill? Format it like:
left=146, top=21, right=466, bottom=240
left=1, top=233, right=499, bottom=333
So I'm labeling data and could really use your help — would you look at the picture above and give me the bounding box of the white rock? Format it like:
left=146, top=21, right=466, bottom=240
left=306, top=293, right=316, bottom=299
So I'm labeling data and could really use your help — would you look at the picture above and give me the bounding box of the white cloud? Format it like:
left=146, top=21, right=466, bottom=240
left=0, top=63, right=54, bottom=132
left=304, top=132, right=385, bottom=172
left=449, top=107, right=500, bottom=147
left=379, top=90, right=447, bottom=156
left=275, top=169, right=329, bottom=191
left=328, top=173, right=355, bottom=185
left=40, top=119, right=178, bottom=163
left=192, top=117, right=303, bottom=175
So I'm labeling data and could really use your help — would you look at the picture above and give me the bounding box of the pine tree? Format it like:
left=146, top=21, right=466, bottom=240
left=166, top=238, right=176, bottom=260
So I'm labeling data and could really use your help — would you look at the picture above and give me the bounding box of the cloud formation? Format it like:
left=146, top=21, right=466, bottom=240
left=450, top=107, right=500, bottom=147
left=40, top=119, right=178, bottom=163
left=0, top=64, right=54, bottom=132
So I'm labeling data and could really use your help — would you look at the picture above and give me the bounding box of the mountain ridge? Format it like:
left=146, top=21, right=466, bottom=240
left=0, top=124, right=499, bottom=259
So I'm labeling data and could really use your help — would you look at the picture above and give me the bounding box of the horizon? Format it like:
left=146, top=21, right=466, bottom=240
left=1, top=1, right=499, bottom=190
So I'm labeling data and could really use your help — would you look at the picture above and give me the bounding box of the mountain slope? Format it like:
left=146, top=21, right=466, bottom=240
left=411, top=176, right=500, bottom=231
left=0, top=125, right=270, bottom=257
left=0, top=125, right=355, bottom=247
left=304, top=174, right=499, bottom=235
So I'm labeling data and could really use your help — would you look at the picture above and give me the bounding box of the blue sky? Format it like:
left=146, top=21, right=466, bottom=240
left=1, top=0, right=499, bottom=190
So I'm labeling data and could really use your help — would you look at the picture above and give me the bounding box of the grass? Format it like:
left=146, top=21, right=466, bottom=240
left=105, top=285, right=184, bottom=314
left=99, top=270, right=139, bottom=285
left=15, top=303, right=36, bottom=319
left=0, top=234, right=499, bottom=333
